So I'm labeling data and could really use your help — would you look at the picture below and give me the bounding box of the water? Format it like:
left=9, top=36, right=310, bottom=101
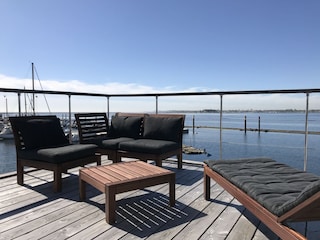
left=0, top=139, right=16, bottom=174
left=182, top=112, right=320, bottom=174
left=183, top=128, right=318, bottom=172
left=1, top=112, right=319, bottom=175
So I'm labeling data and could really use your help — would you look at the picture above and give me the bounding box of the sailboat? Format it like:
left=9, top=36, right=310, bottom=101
left=0, top=125, right=13, bottom=139
left=0, top=63, right=75, bottom=141
left=0, top=97, right=13, bottom=139
left=0, top=63, right=42, bottom=140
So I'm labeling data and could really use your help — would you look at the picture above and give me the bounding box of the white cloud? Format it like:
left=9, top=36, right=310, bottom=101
left=0, top=74, right=319, bottom=114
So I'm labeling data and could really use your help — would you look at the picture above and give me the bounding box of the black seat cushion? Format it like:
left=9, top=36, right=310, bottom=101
left=17, top=117, right=69, bottom=150
left=143, top=116, right=183, bottom=142
left=204, top=158, right=320, bottom=216
left=83, top=136, right=135, bottom=150
left=18, top=144, right=97, bottom=163
left=100, top=137, right=135, bottom=149
left=119, top=139, right=179, bottom=154
left=108, top=116, right=142, bottom=139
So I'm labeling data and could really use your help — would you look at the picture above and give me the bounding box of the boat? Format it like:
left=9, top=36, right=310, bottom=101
left=183, top=144, right=205, bottom=154
left=0, top=63, right=48, bottom=140
left=0, top=121, right=5, bottom=131
left=0, top=124, right=13, bottom=139
left=64, top=127, right=79, bottom=142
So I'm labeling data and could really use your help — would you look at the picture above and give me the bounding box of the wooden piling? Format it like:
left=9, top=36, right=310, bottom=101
left=192, top=115, right=195, bottom=134
left=244, top=115, right=247, bottom=133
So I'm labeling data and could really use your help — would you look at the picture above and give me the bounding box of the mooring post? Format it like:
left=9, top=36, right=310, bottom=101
left=244, top=115, right=247, bottom=133
left=192, top=115, right=195, bottom=134
left=258, top=116, right=261, bottom=133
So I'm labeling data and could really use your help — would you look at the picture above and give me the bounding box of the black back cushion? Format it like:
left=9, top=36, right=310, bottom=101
left=109, top=116, right=142, bottom=138
left=18, top=117, right=69, bottom=149
left=143, top=116, right=183, bottom=142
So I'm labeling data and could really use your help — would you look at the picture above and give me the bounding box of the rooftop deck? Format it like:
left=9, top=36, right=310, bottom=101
left=0, top=158, right=319, bottom=240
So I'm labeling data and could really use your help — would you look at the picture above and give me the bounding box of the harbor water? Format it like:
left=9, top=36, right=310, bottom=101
left=0, top=112, right=319, bottom=175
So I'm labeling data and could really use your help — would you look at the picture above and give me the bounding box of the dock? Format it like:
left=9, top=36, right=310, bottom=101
left=0, top=158, right=319, bottom=239
left=185, top=125, right=320, bottom=135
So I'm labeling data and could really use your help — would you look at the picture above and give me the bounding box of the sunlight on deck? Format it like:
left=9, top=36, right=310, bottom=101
left=0, top=158, right=319, bottom=239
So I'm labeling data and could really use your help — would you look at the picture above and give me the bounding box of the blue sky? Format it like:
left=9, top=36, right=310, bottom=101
left=0, top=0, right=319, bottom=112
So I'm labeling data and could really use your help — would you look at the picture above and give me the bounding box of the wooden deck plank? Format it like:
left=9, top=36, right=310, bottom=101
left=118, top=167, right=205, bottom=239
left=145, top=181, right=215, bottom=240
left=0, top=159, right=319, bottom=240
left=14, top=196, right=107, bottom=240
left=174, top=189, right=235, bottom=240
left=92, top=164, right=202, bottom=239
left=46, top=163, right=199, bottom=239
left=252, top=222, right=279, bottom=240
left=199, top=198, right=245, bottom=240
left=69, top=164, right=201, bottom=240
left=225, top=209, right=261, bottom=240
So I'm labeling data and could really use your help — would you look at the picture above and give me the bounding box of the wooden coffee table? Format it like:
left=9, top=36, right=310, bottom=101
left=79, top=160, right=175, bottom=224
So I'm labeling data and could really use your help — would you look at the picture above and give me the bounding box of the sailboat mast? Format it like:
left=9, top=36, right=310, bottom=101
left=32, top=62, right=35, bottom=115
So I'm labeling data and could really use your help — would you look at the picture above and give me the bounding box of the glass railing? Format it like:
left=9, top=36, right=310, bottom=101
left=1, top=87, right=320, bottom=173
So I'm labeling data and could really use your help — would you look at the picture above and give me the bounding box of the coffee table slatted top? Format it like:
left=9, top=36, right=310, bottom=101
left=80, top=160, right=174, bottom=191
left=79, top=160, right=176, bottom=223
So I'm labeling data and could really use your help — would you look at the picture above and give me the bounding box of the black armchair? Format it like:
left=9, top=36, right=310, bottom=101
left=10, top=115, right=101, bottom=192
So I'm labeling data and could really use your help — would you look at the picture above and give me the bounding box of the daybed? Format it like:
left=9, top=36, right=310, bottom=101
left=75, top=112, right=185, bottom=168
left=204, top=158, right=320, bottom=240
left=10, top=115, right=101, bottom=192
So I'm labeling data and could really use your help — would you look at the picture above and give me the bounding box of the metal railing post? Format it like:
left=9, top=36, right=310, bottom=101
left=68, top=94, right=72, bottom=143
left=304, top=93, right=309, bottom=171
left=219, top=94, right=223, bottom=160
left=107, top=96, right=110, bottom=120
left=155, top=95, right=158, bottom=114
left=17, top=92, right=21, bottom=116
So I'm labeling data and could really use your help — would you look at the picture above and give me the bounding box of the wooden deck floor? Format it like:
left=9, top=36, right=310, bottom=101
left=0, top=158, right=319, bottom=240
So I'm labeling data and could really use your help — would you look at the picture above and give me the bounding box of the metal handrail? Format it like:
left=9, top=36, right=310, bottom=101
left=1, top=87, right=320, bottom=96
left=1, top=87, right=320, bottom=171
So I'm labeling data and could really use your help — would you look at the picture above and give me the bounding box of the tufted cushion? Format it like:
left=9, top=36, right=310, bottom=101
left=143, top=116, right=183, bottom=142
left=119, top=139, right=179, bottom=154
left=204, top=158, right=320, bottom=216
left=18, top=144, right=97, bottom=163
left=109, top=116, right=142, bottom=138
left=18, top=117, right=69, bottom=150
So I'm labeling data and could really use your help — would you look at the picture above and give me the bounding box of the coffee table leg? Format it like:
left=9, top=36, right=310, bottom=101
left=79, top=177, right=86, bottom=201
left=169, top=173, right=175, bottom=206
left=106, top=186, right=116, bottom=224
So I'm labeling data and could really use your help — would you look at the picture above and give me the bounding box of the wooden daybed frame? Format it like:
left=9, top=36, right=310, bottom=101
left=204, top=158, right=320, bottom=240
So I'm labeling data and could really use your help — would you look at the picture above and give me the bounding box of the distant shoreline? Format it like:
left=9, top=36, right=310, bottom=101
left=166, top=109, right=320, bottom=113
left=185, top=125, right=320, bottom=135
left=2, top=109, right=320, bottom=117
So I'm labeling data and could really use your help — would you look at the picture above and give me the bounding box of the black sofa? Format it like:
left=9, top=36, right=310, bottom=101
left=75, top=112, right=185, bottom=168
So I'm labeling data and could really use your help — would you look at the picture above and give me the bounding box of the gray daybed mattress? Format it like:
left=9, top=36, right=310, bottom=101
left=204, top=158, right=320, bottom=217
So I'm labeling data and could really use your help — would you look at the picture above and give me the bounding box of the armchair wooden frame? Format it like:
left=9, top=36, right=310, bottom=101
left=17, top=155, right=101, bottom=192
left=75, top=112, right=118, bottom=161
left=10, top=115, right=101, bottom=192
